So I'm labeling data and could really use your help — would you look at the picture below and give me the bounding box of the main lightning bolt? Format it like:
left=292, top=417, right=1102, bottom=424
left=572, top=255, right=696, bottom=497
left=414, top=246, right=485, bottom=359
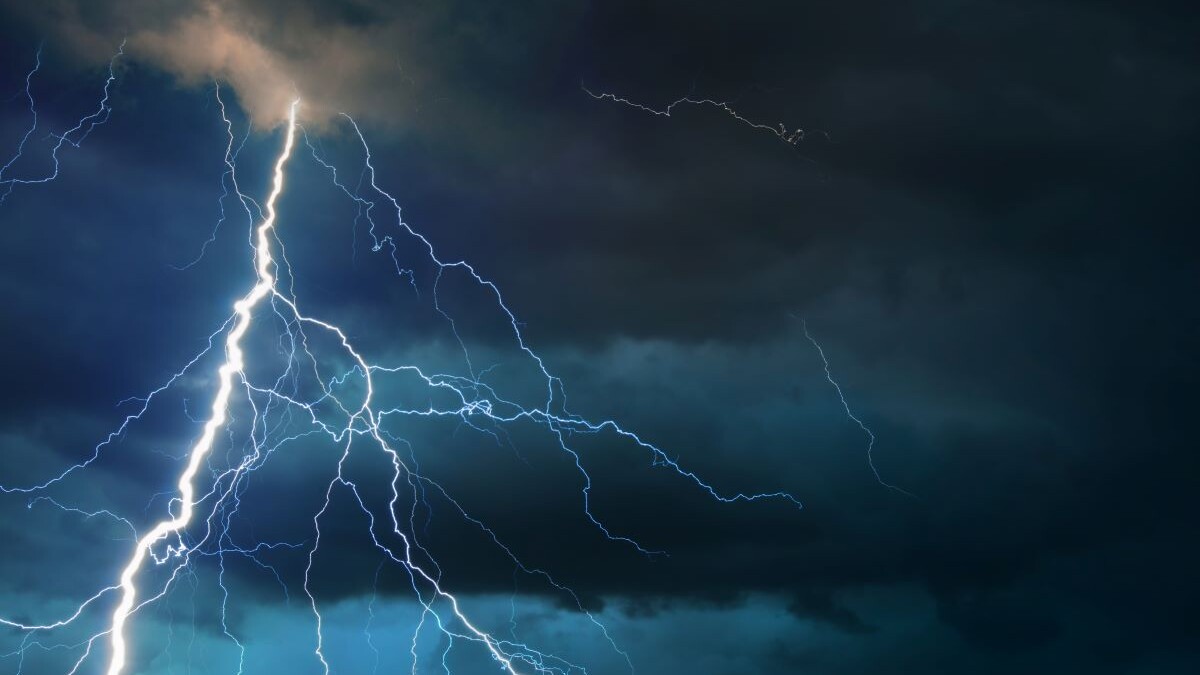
left=103, top=98, right=300, bottom=675
left=1, top=57, right=824, bottom=673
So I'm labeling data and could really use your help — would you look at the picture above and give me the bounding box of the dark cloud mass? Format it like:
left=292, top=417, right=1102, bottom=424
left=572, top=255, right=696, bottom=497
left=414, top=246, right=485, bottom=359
left=0, top=0, right=1198, bottom=673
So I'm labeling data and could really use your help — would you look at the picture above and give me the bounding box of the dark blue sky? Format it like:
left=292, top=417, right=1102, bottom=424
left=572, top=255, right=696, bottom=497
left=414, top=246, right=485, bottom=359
left=0, top=1, right=1197, bottom=673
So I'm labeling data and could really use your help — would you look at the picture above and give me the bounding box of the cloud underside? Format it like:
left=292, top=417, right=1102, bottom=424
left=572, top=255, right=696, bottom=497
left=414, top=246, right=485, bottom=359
left=20, top=0, right=580, bottom=130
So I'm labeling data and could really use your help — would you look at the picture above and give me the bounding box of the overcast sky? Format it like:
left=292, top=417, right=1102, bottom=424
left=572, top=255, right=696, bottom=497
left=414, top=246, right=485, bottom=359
left=0, top=1, right=1197, bottom=673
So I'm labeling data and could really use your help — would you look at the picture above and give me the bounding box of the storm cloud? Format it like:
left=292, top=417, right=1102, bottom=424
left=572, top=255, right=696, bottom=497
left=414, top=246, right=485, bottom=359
left=13, top=0, right=586, bottom=130
left=0, top=1, right=1198, bottom=673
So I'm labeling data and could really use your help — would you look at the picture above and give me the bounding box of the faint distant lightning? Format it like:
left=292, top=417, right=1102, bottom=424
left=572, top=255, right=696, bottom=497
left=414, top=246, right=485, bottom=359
left=172, top=82, right=257, bottom=270
left=0, top=41, right=125, bottom=203
left=582, top=83, right=826, bottom=146
left=799, top=318, right=914, bottom=497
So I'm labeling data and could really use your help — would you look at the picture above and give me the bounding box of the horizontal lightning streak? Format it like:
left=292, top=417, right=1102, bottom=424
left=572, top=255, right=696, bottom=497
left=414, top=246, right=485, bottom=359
left=582, top=83, right=826, bottom=146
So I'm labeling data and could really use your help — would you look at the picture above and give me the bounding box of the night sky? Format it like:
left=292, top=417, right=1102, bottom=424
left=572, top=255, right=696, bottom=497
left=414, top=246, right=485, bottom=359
left=1, top=1, right=1198, bottom=673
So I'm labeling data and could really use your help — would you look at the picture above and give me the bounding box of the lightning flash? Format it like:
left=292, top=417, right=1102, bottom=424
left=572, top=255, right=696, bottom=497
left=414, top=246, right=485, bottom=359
left=0, top=52, right=828, bottom=674
left=0, top=42, right=124, bottom=203
left=582, top=83, right=827, bottom=146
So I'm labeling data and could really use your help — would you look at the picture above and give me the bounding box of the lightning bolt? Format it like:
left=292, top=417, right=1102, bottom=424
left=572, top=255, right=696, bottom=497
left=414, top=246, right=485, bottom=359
left=0, top=53, right=819, bottom=673
left=0, top=41, right=125, bottom=203
left=102, top=97, right=301, bottom=675
left=799, top=318, right=915, bottom=498
left=582, top=83, right=828, bottom=146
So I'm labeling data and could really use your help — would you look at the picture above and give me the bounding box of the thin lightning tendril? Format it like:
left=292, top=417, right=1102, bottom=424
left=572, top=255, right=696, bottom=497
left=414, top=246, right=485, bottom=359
left=582, top=83, right=828, bottom=146
left=799, top=319, right=915, bottom=498
left=0, top=41, right=125, bottom=204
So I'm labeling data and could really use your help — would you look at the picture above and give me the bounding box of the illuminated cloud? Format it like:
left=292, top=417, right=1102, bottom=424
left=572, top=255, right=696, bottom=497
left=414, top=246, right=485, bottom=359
left=14, top=0, right=525, bottom=130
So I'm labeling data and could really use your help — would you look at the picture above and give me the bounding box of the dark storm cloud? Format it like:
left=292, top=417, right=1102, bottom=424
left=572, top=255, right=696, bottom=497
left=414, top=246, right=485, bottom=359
left=786, top=591, right=877, bottom=635
left=1, top=0, right=1198, bottom=673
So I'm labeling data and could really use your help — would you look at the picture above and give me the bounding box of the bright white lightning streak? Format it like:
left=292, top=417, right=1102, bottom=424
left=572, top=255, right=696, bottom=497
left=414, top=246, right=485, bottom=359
left=100, top=98, right=529, bottom=675
left=103, top=100, right=300, bottom=675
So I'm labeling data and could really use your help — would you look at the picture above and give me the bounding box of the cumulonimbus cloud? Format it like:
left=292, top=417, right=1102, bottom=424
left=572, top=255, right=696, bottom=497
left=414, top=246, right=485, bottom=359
left=14, top=0, right=451, bottom=130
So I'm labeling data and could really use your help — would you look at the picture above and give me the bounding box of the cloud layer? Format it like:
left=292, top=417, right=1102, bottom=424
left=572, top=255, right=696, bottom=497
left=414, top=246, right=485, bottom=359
left=17, top=0, right=584, bottom=130
left=1, top=0, right=1198, bottom=672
